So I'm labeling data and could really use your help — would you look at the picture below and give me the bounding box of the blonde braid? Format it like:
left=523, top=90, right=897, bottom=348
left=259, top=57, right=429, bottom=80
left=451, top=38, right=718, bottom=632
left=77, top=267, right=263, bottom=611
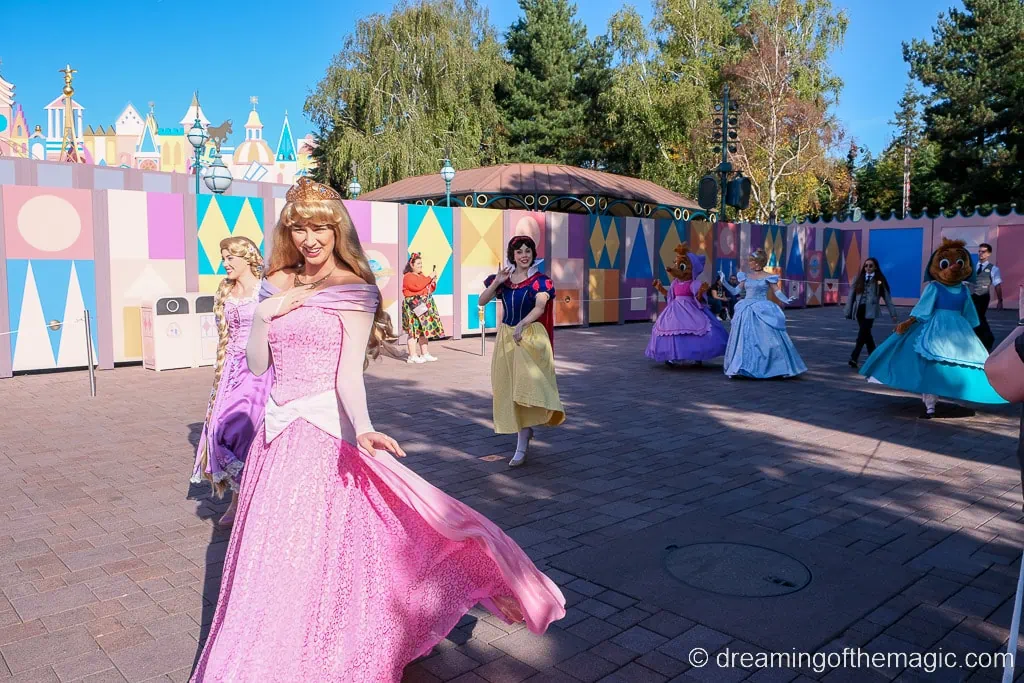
left=198, top=237, right=264, bottom=497
left=199, top=276, right=235, bottom=497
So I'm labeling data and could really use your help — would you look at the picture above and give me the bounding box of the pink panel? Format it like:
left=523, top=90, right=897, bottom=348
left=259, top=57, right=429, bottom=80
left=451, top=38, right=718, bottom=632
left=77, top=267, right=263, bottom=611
left=508, top=210, right=546, bottom=258
left=997, top=225, right=1024, bottom=305
left=343, top=200, right=372, bottom=244
left=147, top=192, right=185, bottom=259
left=2, top=185, right=93, bottom=260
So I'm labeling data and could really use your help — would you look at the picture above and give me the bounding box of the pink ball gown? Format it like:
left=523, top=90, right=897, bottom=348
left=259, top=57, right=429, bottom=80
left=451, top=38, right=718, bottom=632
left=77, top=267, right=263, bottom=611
left=190, top=282, right=565, bottom=682
left=191, top=291, right=272, bottom=492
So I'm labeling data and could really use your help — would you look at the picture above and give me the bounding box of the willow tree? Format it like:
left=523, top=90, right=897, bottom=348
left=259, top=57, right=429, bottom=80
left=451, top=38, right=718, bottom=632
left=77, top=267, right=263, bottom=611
left=305, top=0, right=510, bottom=192
left=727, top=0, right=848, bottom=222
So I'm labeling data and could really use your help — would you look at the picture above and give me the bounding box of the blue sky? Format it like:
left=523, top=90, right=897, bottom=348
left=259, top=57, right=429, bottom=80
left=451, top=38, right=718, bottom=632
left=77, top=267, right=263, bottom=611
left=2, top=0, right=959, bottom=159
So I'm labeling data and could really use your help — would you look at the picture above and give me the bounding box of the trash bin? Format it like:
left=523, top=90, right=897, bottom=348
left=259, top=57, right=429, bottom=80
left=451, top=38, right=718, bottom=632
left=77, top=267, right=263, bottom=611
left=192, top=293, right=218, bottom=368
left=141, top=295, right=196, bottom=371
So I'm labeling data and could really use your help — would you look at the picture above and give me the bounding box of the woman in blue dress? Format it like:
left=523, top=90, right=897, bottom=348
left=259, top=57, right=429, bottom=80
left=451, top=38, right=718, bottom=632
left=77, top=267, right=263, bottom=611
left=718, top=248, right=807, bottom=379
left=859, top=238, right=1006, bottom=417
left=479, top=236, right=565, bottom=467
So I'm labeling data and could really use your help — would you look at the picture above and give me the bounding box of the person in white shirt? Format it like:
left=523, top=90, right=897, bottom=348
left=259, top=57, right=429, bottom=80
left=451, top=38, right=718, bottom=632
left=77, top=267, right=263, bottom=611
left=972, top=242, right=1003, bottom=350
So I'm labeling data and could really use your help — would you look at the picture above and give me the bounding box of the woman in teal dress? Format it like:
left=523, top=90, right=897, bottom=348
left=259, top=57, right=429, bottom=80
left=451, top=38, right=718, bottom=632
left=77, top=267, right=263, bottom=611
left=859, top=238, right=1007, bottom=417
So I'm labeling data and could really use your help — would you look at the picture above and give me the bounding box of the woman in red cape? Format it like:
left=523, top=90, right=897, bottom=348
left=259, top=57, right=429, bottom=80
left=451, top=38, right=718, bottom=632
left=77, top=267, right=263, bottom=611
left=478, top=236, right=565, bottom=466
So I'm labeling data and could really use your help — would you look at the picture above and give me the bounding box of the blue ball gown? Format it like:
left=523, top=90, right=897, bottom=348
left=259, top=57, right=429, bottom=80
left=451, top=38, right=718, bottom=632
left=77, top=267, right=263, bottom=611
left=859, top=281, right=1007, bottom=404
left=721, top=273, right=807, bottom=378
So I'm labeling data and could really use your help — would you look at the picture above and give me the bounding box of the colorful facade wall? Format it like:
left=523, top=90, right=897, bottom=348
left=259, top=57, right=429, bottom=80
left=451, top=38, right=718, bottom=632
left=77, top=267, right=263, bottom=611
left=2, top=157, right=1024, bottom=377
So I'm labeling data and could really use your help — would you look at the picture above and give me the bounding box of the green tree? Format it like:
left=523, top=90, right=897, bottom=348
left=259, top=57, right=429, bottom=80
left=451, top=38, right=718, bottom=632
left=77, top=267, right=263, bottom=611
left=497, top=0, right=608, bottom=164
left=727, top=0, right=849, bottom=223
left=904, top=0, right=1024, bottom=206
left=599, top=0, right=734, bottom=198
left=305, top=0, right=510, bottom=192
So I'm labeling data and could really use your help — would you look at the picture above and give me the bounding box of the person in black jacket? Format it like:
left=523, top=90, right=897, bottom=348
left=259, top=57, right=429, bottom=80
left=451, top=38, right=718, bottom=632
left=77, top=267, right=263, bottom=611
left=844, top=258, right=898, bottom=368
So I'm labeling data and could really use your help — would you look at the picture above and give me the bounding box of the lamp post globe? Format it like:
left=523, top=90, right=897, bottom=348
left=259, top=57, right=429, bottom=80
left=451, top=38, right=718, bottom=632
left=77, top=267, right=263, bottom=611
left=348, top=177, right=361, bottom=199
left=187, top=118, right=208, bottom=150
left=440, top=158, right=455, bottom=207
left=203, top=154, right=233, bottom=195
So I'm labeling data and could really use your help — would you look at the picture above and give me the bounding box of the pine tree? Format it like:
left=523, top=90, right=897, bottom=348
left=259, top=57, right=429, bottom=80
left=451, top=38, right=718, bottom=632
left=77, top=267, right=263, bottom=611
left=497, top=0, right=604, bottom=164
left=903, top=0, right=1024, bottom=206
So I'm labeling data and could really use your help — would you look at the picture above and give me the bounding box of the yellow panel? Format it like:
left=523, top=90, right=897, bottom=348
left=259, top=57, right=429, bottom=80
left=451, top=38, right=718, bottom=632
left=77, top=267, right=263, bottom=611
left=232, top=198, right=265, bottom=249
left=197, top=199, right=231, bottom=273
left=200, top=274, right=223, bottom=293
left=408, top=209, right=453, bottom=276
left=123, top=306, right=142, bottom=358
left=605, top=221, right=620, bottom=268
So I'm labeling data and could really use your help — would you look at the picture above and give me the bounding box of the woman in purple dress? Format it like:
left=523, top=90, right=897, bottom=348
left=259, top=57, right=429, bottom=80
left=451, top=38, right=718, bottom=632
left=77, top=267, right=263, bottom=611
left=646, top=242, right=728, bottom=366
left=191, top=236, right=272, bottom=527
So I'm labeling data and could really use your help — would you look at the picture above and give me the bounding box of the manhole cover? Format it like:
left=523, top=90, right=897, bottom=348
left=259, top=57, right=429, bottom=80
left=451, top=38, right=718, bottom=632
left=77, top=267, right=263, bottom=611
left=664, top=542, right=811, bottom=597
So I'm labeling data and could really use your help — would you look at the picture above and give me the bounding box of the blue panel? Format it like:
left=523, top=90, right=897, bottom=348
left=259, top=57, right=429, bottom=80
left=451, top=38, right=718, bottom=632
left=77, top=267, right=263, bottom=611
left=31, top=260, right=73, bottom=361
left=786, top=231, right=804, bottom=276
left=869, top=228, right=924, bottom=299
left=196, top=194, right=213, bottom=224
left=5, top=259, right=28, bottom=357
left=75, top=261, right=99, bottom=354
left=197, top=237, right=217, bottom=275
left=626, top=225, right=653, bottom=280
left=217, top=196, right=245, bottom=232
left=466, top=294, right=497, bottom=330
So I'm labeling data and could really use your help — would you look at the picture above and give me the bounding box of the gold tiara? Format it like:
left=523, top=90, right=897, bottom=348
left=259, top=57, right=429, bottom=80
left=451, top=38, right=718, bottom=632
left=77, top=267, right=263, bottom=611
left=285, top=177, right=342, bottom=202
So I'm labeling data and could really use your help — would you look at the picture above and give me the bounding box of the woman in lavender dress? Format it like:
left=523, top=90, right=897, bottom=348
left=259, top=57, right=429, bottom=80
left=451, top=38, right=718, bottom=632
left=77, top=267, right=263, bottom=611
left=191, top=236, right=272, bottom=527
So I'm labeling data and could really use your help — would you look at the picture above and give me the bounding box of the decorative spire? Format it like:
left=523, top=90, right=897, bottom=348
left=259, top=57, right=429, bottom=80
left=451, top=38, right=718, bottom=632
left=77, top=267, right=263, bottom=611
left=276, top=110, right=296, bottom=162
left=250, top=96, right=258, bottom=110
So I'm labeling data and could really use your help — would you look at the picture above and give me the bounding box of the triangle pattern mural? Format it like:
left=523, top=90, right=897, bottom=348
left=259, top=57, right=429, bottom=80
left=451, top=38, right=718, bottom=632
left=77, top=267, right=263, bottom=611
left=12, top=263, right=53, bottom=371
left=626, top=223, right=653, bottom=280
left=31, top=259, right=74, bottom=361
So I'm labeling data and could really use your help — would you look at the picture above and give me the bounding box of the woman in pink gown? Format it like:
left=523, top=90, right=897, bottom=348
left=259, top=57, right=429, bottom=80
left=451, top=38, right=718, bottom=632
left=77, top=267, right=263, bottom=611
left=190, top=178, right=565, bottom=682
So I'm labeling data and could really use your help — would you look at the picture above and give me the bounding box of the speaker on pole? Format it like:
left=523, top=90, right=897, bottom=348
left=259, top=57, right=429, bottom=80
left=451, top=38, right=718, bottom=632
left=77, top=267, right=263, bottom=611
left=726, top=175, right=751, bottom=209
left=698, top=175, right=718, bottom=210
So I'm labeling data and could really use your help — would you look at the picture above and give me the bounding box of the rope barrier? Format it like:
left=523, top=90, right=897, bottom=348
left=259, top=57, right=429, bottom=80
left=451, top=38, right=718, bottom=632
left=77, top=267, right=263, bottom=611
left=0, top=317, right=85, bottom=337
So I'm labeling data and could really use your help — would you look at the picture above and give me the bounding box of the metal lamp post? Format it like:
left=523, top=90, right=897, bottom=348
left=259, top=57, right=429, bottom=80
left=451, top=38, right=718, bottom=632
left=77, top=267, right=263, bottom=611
left=348, top=163, right=361, bottom=199
left=203, top=153, right=233, bottom=195
left=440, top=158, right=455, bottom=207
left=186, top=115, right=209, bottom=195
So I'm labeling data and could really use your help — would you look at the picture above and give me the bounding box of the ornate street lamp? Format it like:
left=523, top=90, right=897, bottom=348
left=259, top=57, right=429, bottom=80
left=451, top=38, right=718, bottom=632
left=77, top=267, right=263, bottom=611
left=203, top=153, right=233, bottom=195
left=440, top=157, right=455, bottom=207
left=186, top=114, right=209, bottom=195
left=348, top=163, right=361, bottom=199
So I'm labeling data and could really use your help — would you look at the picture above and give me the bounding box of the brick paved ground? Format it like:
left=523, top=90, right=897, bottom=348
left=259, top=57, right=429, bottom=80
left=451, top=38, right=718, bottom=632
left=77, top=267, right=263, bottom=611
left=0, top=308, right=1022, bottom=683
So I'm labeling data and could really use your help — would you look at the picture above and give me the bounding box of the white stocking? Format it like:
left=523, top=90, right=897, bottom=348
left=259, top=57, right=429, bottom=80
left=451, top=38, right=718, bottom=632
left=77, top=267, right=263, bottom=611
left=922, top=393, right=937, bottom=413
left=516, top=428, right=532, bottom=453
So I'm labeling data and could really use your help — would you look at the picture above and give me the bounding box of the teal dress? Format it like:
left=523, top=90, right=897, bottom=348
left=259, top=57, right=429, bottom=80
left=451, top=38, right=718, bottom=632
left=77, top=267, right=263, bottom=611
left=859, top=281, right=1006, bottom=404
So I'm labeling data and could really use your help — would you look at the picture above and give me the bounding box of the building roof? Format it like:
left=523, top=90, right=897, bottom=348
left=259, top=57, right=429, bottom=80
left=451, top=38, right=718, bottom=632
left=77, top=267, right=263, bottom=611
left=45, top=95, right=84, bottom=111
left=179, top=92, right=210, bottom=127
left=360, top=163, right=699, bottom=210
left=276, top=112, right=296, bottom=162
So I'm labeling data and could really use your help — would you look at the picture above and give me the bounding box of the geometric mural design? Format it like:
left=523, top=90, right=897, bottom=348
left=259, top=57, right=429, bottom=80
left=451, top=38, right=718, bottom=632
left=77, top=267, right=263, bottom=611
left=806, top=250, right=823, bottom=306
left=623, top=218, right=654, bottom=321
left=508, top=210, right=546, bottom=259
left=588, top=268, right=619, bottom=324
left=688, top=219, right=713, bottom=285
left=107, top=190, right=187, bottom=362
left=823, top=228, right=842, bottom=279
left=785, top=225, right=809, bottom=307
left=407, top=205, right=454, bottom=333
left=197, top=195, right=265, bottom=293
left=840, top=230, right=862, bottom=297
left=551, top=258, right=584, bottom=326
left=655, top=219, right=687, bottom=288
left=2, top=186, right=94, bottom=260
left=6, top=259, right=98, bottom=371
left=589, top=215, right=621, bottom=270
left=461, top=208, right=503, bottom=333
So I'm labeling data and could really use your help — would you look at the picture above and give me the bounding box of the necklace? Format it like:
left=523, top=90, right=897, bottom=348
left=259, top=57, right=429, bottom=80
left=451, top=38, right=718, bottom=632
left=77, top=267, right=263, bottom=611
left=294, top=267, right=335, bottom=290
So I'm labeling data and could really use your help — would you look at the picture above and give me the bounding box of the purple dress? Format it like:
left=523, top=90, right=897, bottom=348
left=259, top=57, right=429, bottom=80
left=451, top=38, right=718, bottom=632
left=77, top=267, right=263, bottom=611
left=646, top=279, right=729, bottom=362
left=191, top=292, right=273, bottom=492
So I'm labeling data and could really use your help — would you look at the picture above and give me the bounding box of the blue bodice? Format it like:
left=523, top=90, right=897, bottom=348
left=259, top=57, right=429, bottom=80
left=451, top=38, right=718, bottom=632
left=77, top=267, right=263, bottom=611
left=738, top=272, right=778, bottom=302
left=484, top=273, right=555, bottom=327
left=934, top=284, right=968, bottom=310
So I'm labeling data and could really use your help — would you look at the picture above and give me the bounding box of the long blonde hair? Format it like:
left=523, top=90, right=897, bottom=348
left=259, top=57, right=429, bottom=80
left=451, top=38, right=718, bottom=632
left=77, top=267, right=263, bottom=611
left=200, top=236, right=263, bottom=496
left=266, top=198, right=397, bottom=367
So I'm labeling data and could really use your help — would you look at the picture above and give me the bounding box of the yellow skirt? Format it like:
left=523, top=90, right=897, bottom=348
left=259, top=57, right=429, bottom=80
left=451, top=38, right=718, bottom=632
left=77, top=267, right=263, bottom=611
left=491, top=323, right=565, bottom=434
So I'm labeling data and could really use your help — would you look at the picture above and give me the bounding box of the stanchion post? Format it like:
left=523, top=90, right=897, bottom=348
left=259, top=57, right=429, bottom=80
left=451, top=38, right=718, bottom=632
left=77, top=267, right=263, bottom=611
left=479, top=307, right=486, bottom=357
left=84, top=310, right=96, bottom=397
